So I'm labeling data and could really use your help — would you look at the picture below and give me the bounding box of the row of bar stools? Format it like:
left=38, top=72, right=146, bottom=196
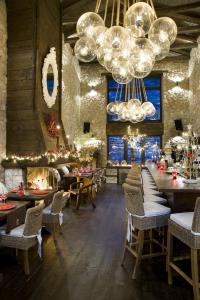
left=124, top=164, right=200, bottom=299
left=122, top=164, right=171, bottom=279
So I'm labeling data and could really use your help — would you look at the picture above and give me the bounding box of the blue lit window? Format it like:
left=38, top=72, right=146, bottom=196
left=108, top=135, right=161, bottom=164
left=107, top=76, right=161, bottom=122
left=127, top=136, right=161, bottom=163
left=108, top=136, right=124, bottom=163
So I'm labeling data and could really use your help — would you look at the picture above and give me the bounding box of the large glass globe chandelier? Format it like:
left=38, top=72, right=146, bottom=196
left=74, top=0, right=177, bottom=82
left=106, top=78, right=156, bottom=124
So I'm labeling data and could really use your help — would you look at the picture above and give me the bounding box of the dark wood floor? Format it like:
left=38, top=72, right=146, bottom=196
left=0, top=184, right=193, bottom=300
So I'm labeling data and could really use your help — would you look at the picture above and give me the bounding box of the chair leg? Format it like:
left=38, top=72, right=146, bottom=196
left=167, top=229, right=173, bottom=285
left=149, top=229, right=153, bottom=255
left=76, top=194, right=81, bottom=210
left=132, top=230, right=144, bottom=279
left=121, top=238, right=128, bottom=266
left=89, top=189, right=96, bottom=209
left=52, top=222, right=56, bottom=239
left=23, top=250, right=30, bottom=275
left=191, top=249, right=200, bottom=300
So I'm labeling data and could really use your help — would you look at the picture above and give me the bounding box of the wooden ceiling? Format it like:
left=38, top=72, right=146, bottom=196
left=62, top=0, right=200, bottom=59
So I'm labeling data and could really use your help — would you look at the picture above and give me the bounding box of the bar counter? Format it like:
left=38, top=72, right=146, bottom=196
left=146, top=162, right=200, bottom=212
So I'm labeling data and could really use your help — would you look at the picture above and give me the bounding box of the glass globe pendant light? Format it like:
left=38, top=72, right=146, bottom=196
left=112, top=58, right=133, bottom=84
left=91, top=26, right=107, bottom=48
left=74, top=37, right=97, bottom=62
left=103, top=26, right=129, bottom=50
left=106, top=102, right=117, bottom=115
left=129, top=107, right=145, bottom=123
left=141, top=101, right=156, bottom=117
left=128, top=38, right=155, bottom=78
left=141, top=79, right=156, bottom=117
left=127, top=98, right=141, bottom=110
left=125, top=2, right=155, bottom=35
left=96, top=46, right=105, bottom=66
left=106, top=84, right=123, bottom=115
left=149, top=34, right=170, bottom=61
left=74, top=0, right=177, bottom=82
left=76, top=12, right=104, bottom=38
left=148, top=17, right=177, bottom=45
left=119, top=103, right=131, bottom=122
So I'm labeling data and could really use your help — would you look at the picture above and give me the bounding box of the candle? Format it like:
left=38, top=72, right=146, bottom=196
left=172, top=171, right=177, bottom=180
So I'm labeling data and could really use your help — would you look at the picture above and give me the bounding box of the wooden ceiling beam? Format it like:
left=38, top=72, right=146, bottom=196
left=171, top=42, right=197, bottom=50
left=62, top=0, right=95, bottom=19
left=62, top=0, right=83, bottom=9
left=176, top=35, right=197, bottom=43
left=178, top=25, right=200, bottom=34
left=157, top=11, right=200, bottom=25
left=170, top=49, right=190, bottom=57
left=156, top=2, right=200, bottom=13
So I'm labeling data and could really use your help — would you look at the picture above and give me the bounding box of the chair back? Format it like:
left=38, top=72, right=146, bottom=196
left=131, top=164, right=141, bottom=172
left=125, top=178, right=141, bottom=187
left=192, top=197, right=200, bottom=234
left=123, top=183, right=144, bottom=217
left=23, top=202, right=44, bottom=237
left=51, top=190, right=64, bottom=214
left=127, top=174, right=141, bottom=181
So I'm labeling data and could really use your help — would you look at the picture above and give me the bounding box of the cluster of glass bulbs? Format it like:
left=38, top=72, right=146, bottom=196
left=74, top=1, right=177, bottom=83
left=106, top=79, right=156, bottom=124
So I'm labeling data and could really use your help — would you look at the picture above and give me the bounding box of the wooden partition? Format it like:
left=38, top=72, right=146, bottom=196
left=6, top=0, right=64, bottom=155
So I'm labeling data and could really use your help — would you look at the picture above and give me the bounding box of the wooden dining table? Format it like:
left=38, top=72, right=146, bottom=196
left=0, top=200, right=30, bottom=233
left=146, top=162, right=200, bottom=212
left=7, top=189, right=56, bottom=206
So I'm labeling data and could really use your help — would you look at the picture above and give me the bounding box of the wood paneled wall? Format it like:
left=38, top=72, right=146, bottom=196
left=6, top=0, right=64, bottom=155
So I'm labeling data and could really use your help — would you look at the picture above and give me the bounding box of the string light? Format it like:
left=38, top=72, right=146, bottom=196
left=2, top=150, right=79, bottom=165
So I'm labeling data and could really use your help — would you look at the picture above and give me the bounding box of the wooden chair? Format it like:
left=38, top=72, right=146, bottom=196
left=122, top=183, right=171, bottom=279
left=42, top=190, right=64, bottom=237
left=69, top=181, right=96, bottom=210
left=167, top=197, right=200, bottom=300
left=0, top=202, right=44, bottom=275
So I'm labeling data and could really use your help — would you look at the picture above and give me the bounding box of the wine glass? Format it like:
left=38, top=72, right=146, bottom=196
left=2, top=193, right=8, bottom=204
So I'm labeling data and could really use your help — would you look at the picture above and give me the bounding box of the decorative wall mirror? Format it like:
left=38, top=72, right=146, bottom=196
left=42, top=47, right=58, bottom=108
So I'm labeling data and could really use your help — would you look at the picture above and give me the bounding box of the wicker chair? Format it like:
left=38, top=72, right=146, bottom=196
left=122, top=183, right=171, bottom=279
left=125, top=178, right=167, bottom=205
left=167, top=197, right=200, bottom=300
left=0, top=202, right=44, bottom=275
left=42, top=190, right=64, bottom=236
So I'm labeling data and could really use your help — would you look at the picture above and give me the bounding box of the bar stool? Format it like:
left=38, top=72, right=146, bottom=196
left=122, top=183, right=171, bottom=279
left=125, top=178, right=167, bottom=205
left=167, top=197, right=200, bottom=300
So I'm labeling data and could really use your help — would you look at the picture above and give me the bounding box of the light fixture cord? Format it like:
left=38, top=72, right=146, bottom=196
left=138, top=79, right=143, bottom=103
left=119, top=84, right=123, bottom=102
left=116, top=0, right=120, bottom=26
left=123, top=0, right=127, bottom=26
left=135, top=79, right=139, bottom=101
left=95, top=0, right=102, bottom=13
left=132, top=78, right=136, bottom=98
left=142, top=79, right=148, bottom=102
left=149, top=0, right=157, bottom=20
left=125, top=84, right=128, bottom=102
left=111, top=0, right=115, bottom=26
left=104, top=0, right=109, bottom=22
left=114, top=84, right=120, bottom=103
